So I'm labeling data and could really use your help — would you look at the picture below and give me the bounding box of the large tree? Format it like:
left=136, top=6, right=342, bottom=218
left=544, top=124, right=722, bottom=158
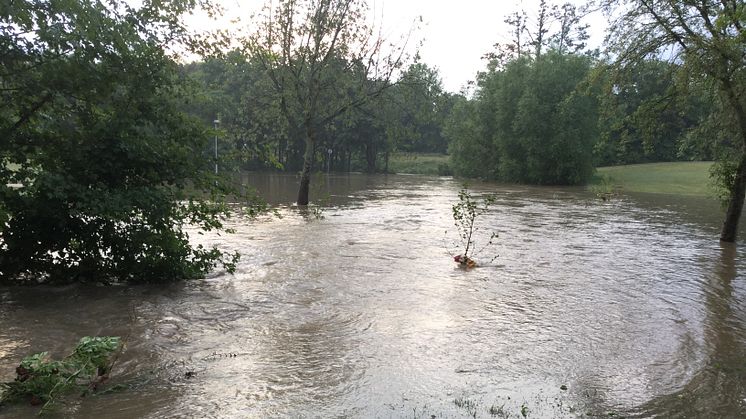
left=494, top=53, right=598, bottom=184
left=0, top=0, right=240, bottom=284
left=445, top=95, right=496, bottom=179
left=601, top=0, right=746, bottom=241
left=247, top=0, right=413, bottom=205
left=447, top=50, right=597, bottom=185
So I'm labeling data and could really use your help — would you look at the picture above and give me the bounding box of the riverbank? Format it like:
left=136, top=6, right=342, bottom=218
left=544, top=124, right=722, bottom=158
left=387, top=153, right=451, bottom=176
left=594, top=161, right=715, bottom=197
left=387, top=155, right=716, bottom=198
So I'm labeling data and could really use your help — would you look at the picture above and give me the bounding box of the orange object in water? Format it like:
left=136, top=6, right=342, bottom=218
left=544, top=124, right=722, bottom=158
left=454, top=255, right=477, bottom=268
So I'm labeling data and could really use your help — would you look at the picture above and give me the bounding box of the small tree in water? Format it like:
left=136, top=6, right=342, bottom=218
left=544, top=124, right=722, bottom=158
left=446, top=187, right=499, bottom=268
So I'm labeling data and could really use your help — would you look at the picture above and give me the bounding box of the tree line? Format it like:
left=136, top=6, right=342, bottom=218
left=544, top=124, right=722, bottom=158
left=183, top=55, right=451, bottom=177
left=187, top=2, right=726, bottom=186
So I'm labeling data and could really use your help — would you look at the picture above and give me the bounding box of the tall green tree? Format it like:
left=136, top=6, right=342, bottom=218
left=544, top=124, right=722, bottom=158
left=448, top=51, right=597, bottom=185
left=445, top=95, right=496, bottom=179
left=0, top=0, right=239, bottom=284
left=247, top=0, right=413, bottom=205
left=496, top=53, right=597, bottom=184
left=601, top=0, right=746, bottom=242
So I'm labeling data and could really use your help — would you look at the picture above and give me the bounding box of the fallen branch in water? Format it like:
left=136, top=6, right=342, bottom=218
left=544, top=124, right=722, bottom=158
left=0, top=336, right=120, bottom=415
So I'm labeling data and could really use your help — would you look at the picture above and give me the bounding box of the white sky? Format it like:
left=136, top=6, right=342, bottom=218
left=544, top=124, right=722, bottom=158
left=187, top=0, right=608, bottom=93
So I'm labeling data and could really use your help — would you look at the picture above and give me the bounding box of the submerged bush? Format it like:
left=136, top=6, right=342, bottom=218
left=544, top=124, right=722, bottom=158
left=0, top=0, right=245, bottom=284
left=1, top=337, right=120, bottom=414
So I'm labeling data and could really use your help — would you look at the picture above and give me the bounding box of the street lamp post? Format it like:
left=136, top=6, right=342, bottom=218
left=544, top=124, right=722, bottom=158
left=213, top=118, right=220, bottom=177
left=327, top=148, right=333, bottom=174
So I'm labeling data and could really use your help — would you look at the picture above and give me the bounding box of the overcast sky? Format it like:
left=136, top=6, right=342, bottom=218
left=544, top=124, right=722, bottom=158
left=187, top=0, right=608, bottom=93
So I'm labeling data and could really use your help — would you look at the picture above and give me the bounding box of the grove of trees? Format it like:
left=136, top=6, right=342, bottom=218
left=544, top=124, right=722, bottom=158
left=190, top=1, right=730, bottom=185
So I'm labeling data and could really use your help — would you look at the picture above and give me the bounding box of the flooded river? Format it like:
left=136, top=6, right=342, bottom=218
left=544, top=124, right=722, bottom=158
left=1, top=173, right=745, bottom=418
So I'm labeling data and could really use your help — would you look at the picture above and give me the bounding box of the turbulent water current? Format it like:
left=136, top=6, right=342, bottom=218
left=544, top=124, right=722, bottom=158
left=1, top=173, right=745, bottom=418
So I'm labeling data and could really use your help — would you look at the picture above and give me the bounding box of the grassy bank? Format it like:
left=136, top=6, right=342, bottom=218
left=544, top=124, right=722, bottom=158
left=387, top=153, right=451, bottom=175
left=594, top=161, right=715, bottom=197
left=385, top=156, right=715, bottom=197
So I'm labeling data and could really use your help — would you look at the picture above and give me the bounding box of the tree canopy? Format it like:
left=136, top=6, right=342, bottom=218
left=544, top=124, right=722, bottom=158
left=0, top=0, right=240, bottom=284
left=447, top=52, right=598, bottom=185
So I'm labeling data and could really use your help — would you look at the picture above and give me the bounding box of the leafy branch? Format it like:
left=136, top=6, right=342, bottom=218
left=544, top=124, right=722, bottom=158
left=0, top=337, right=121, bottom=415
left=445, top=186, right=499, bottom=268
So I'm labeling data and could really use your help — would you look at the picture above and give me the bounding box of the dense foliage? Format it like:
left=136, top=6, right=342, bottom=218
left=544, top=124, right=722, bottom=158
left=184, top=55, right=452, bottom=175
left=448, top=52, right=598, bottom=185
left=0, top=0, right=239, bottom=284
left=445, top=0, right=600, bottom=185
left=594, top=59, right=711, bottom=166
left=1, top=337, right=120, bottom=412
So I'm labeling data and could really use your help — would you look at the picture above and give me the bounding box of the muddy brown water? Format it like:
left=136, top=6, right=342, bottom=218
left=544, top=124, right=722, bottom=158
left=1, top=173, right=745, bottom=418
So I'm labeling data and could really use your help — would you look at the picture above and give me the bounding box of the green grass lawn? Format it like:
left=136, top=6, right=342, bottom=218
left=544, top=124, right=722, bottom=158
left=594, top=161, right=715, bottom=197
left=387, top=153, right=451, bottom=175
left=385, top=155, right=714, bottom=197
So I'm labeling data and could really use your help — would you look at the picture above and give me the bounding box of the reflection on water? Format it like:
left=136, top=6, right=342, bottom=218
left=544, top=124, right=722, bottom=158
left=1, top=173, right=745, bottom=418
left=635, top=243, right=746, bottom=418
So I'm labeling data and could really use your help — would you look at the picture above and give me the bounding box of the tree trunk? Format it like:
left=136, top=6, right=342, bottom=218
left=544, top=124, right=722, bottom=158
left=720, top=154, right=746, bottom=242
left=720, top=82, right=746, bottom=242
left=365, top=140, right=376, bottom=173
left=278, top=138, right=287, bottom=168
left=297, top=132, right=315, bottom=206
left=384, top=151, right=389, bottom=173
